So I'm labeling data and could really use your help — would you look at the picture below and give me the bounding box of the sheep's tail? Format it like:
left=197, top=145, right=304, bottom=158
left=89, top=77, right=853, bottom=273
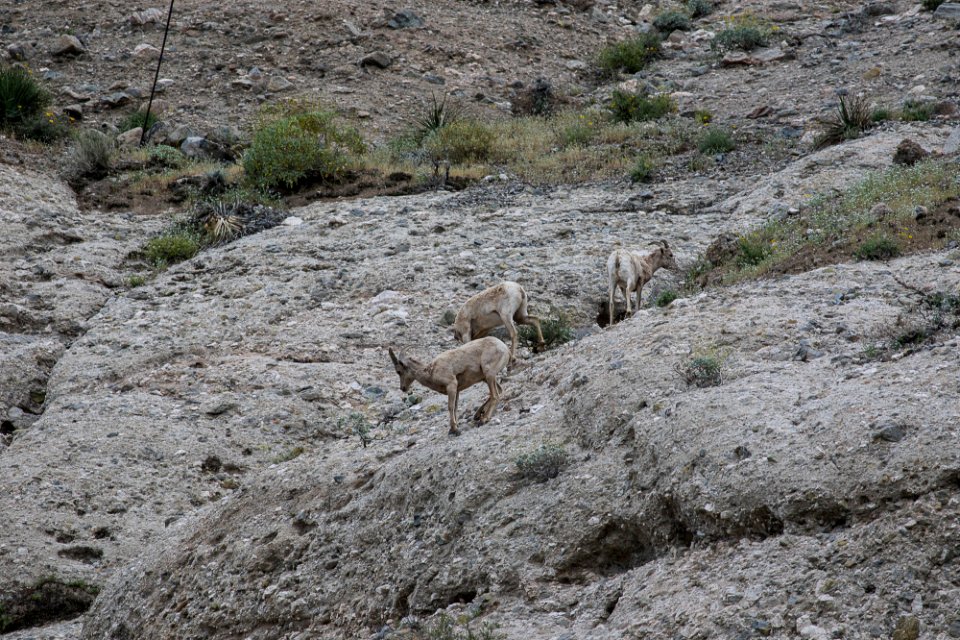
left=614, top=252, right=621, bottom=273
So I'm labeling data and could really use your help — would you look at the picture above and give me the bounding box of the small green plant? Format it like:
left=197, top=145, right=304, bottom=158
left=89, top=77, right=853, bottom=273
left=683, top=257, right=712, bottom=291
left=597, top=33, right=662, bottom=74
left=608, top=91, right=675, bottom=123
left=855, top=234, right=900, bottom=260
left=687, top=0, right=714, bottom=18
left=146, top=144, right=186, bottom=169
left=271, top=446, right=304, bottom=464
left=424, top=119, right=495, bottom=164
left=338, top=412, right=373, bottom=448
left=64, top=129, right=115, bottom=183
left=143, top=227, right=201, bottom=267
left=712, top=17, right=770, bottom=52
left=629, top=154, right=656, bottom=182
left=558, top=115, right=600, bottom=147
left=654, top=289, right=679, bottom=307
left=127, top=274, right=146, bottom=288
left=0, top=66, right=51, bottom=130
left=676, top=354, right=723, bottom=387
left=514, top=443, right=569, bottom=482
left=736, top=235, right=772, bottom=267
left=422, top=612, right=504, bottom=640
left=815, top=94, right=874, bottom=149
left=900, top=100, right=934, bottom=122
left=693, top=109, right=713, bottom=124
left=412, top=93, right=463, bottom=142
left=870, top=106, right=894, bottom=123
left=404, top=393, right=423, bottom=407
left=119, top=109, right=158, bottom=133
left=654, top=10, right=692, bottom=32
left=922, top=0, right=946, bottom=10
left=698, top=127, right=736, bottom=153
left=243, top=102, right=364, bottom=191
left=519, top=307, right=573, bottom=350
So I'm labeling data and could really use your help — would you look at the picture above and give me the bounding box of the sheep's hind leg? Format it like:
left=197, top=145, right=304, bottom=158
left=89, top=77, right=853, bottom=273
left=447, top=383, right=461, bottom=435
left=475, top=374, right=500, bottom=424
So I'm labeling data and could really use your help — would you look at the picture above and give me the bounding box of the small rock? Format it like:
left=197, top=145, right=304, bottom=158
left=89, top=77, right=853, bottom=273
left=944, top=127, right=960, bottom=155
left=132, top=43, right=161, bottom=59
left=116, top=127, right=143, bottom=147
left=360, top=51, right=392, bottom=69
left=63, top=104, right=84, bottom=120
left=892, top=616, right=920, bottom=640
left=387, top=9, right=424, bottom=29
left=751, top=619, right=773, bottom=637
left=875, top=422, right=907, bottom=442
left=6, top=43, right=29, bottom=60
left=869, top=203, right=893, bottom=218
left=52, top=34, right=85, bottom=57
left=129, top=8, right=164, bottom=26
left=267, top=75, right=294, bottom=92
left=282, top=216, right=304, bottom=226
left=892, top=139, right=930, bottom=166
left=947, top=619, right=960, bottom=638
left=933, top=3, right=960, bottom=20
left=100, top=92, right=132, bottom=109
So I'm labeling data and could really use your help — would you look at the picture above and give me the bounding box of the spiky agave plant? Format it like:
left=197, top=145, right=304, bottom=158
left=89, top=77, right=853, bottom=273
left=196, top=199, right=243, bottom=245
left=814, top=94, right=873, bottom=149
left=411, top=93, right=462, bottom=142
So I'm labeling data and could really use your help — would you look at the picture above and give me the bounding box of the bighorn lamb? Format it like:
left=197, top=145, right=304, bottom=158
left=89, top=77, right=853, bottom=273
left=452, top=281, right=545, bottom=362
left=607, top=240, right=678, bottom=326
left=388, top=337, right=510, bottom=435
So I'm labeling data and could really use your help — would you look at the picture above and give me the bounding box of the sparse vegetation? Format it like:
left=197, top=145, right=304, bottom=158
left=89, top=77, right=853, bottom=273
left=597, top=33, right=662, bottom=74
left=418, top=612, right=505, bottom=640
left=862, top=289, right=960, bottom=361
left=519, top=307, right=573, bottom=349
left=712, top=15, right=770, bottom=52
left=815, top=94, right=874, bottom=149
left=653, top=10, right=692, bottom=32
left=412, top=93, right=463, bottom=142
left=271, top=446, right=305, bottom=464
left=514, top=443, right=569, bottom=482
left=870, top=106, right=894, bottom=123
left=736, top=234, right=773, bottom=267
left=900, top=99, right=935, bottom=122
left=119, top=109, right=158, bottom=133
left=127, top=274, right=146, bottom=288
left=676, top=353, right=723, bottom=387
left=698, top=127, right=736, bottom=154
left=64, top=129, right=116, bottom=183
left=687, top=0, right=714, bottom=18
left=922, top=0, right=947, bottom=10
left=855, top=234, right=900, bottom=261
left=693, top=109, right=713, bottom=125
left=338, top=412, right=373, bottom=448
left=654, top=289, right=679, bottom=307
left=143, top=226, right=201, bottom=267
left=629, top=154, right=656, bottom=182
left=0, top=575, right=99, bottom=633
left=0, top=65, right=62, bottom=142
left=424, top=119, right=495, bottom=165
left=608, top=91, right=675, bottom=124
left=243, top=100, right=364, bottom=191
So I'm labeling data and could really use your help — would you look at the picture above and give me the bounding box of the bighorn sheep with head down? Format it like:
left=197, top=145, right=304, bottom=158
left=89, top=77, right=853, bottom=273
left=452, top=281, right=545, bottom=363
left=607, top=240, right=678, bottom=326
left=388, top=337, right=510, bottom=436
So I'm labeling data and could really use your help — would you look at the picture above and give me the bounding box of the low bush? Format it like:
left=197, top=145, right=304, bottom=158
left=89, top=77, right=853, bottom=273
left=424, top=119, right=495, bottom=164
left=654, top=10, right=692, bottom=32
left=900, top=99, right=934, bottom=122
left=676, top=354, right=723, bottom=387
left=654, top=289, right=679, bottom=307
left=608, top=90, right=675, bottom=123
left=712, top=16, right=770, bottom=53
left=698, top=127, right=735, bottom=153
left=143, top=227, right=201, bottom=267
left=815, top=94, right=873, bottom=149
left=412, top=93, right=463, bottom=142
left=519, top=307, right=573, bottom=350
left=64, top=129, right=115, bottom=183
left=514, top=444, right=569, bottom=482
left=0, top=66, right=50, bottom=130
left=119, top=109, right=158, bottom=133
left=597, top=33, right=662, bottom=74
left=687, top=0, right=714, bottom=18
left=629, top=154, right=656, bottom=182
left=855, top=234, right=900, bottom=260
left=736, top=235, right=772, bottom=267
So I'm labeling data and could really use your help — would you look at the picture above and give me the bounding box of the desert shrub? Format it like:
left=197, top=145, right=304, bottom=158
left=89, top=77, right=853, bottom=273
left=712, top=16, right=770, bottom=52
left=271, top=446, right=304, bottom=464
left=143, top=227, right=201, bottom=267
left=243, top=104, right=364, bottom=191
left=14, top=112, right=69, bottom=142
left=736, top=235, right=772, bottom=267
left=119, top=109, right=158, bottom=133
left=127, top=274, right=146, bottom=288
left=597, top=33, right=662, bottom=74
left=676, top=354, right=723, bottom=387
left=557, top=114, right=600, bottom=147
left=514, top=443, right=569, bottom=482
left=855, top=234, right=900, bottom=260
left=922, top=0, right=946, bottom=9
left=412, top=93, right=463, bottom=142
left=654, top=10, right=692, bottom=32
left=424, top=119, right=495, bottom=164
left=64, top=129, right=115, bottom=183
left=0, top=66, right=50, bottom=129
left=519, top=307, right=573, bottom=349
left=900, top=99, right=934, bottom=122
left=338, top=412, right=373, bottom=448
left=654, top=289, right=679, bottom=307
left=687, top=0, right=714, bottom=18
left=870, top=106, right=894, bottom=123
left=815, top=94, right=873, bottom=149
left=421, top=612, right=504, bottom=640
left=693, top=109, right=713, bottom=124
left=629, top=154, right=656, bottom=182
left=608, top=91, right=675, bottom=123
left=146, top=144, right=186, bottom=169
left=698, top=127, right=735, bottom=153
left=512, top=77, right=555, bottom=117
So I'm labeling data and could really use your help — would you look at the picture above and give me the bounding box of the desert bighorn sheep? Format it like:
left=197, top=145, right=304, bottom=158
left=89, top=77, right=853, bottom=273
left=452, top=281, right=545, bottom=363
left=607, top=240, right=678, bottom=326
left=388, top=337, right=510, bottom=436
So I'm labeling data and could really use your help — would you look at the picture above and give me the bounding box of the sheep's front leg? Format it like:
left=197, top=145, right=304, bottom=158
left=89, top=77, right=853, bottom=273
left=636, top=284, right=643, bottom=313
left=500, top=313, right=519, bottom=363
left=623, top=284, right=632, bottom=316
left=446, top=382, right=460, bottom=435
left=608, top=283, right=616, bottom=327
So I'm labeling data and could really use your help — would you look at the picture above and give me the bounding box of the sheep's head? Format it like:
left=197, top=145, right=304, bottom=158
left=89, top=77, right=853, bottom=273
left=451, top=317, right=471, bottom=344
left=388, top=348, right=415, bottom=393
left=657, top=241, right=679, bottom=270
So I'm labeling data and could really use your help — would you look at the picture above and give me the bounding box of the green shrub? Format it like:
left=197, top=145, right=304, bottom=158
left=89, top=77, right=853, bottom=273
left=514, top=443, right=569, bottom=482
left=654, top=289, right=679, bottom=307
left=127, top=274, right=146, bottom=288
left=0, top=66, right=50, bottom=129
left=712, top=22, right=769, bottom=52
left=693, top=109, right=713, bottom=124
left=815, top=94, right=873, bottom=149
left=676, top=355, right=723, bottom=387
left=411, top=93, right=463, bottom=142
left=519, top=307, right=573, bottom=350
left=64, top=129, right=115, bottom=183
left=597, top=33, right=662, bottom=74
left=736, top=235, right=772, bottom=267
left=870, top=107, right=894, bottom=123
left=144, top=227, right=201, bottom=267
left=14, top=112, right=69, bottom=142
left=629, top=154, right=656, bottom=182
left=698, top=127, right=735, bottom=153
left=146, top=144, right=186, bottom=169
left=687, top=0, right=714, bottom=18
left=654, top=10, right=692, bottom=32
left=422, top=612, right=504, bottom=640
left=900, top=100, right=934, bottom=122
left=243, top=105, right=364, bottom=191
left=119, top=109, right=158, bottom=133
left=558, top=116, right=599, bottom=147
left=424, top=119, right=495, bottom=164
left=855, top=234, right=900, bottom=260
left=608, top=91, right=675, bottom=123
left=338, top=412, right=373, bottom=448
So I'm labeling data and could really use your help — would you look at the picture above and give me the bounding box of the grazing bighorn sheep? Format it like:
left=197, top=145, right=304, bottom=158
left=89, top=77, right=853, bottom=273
left=388, top=337, right=510, bottom=436
left=452, top=281, right=545, bottom=363
left=607, top=240, right=678, bottom=326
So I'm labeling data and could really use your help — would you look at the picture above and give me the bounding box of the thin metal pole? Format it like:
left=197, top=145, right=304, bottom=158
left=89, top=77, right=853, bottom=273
left=139, top=0, right=175, bottom=146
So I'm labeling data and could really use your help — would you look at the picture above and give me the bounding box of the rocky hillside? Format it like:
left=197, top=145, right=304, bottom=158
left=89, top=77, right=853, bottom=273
left=2, top=1, right=960, bottom=639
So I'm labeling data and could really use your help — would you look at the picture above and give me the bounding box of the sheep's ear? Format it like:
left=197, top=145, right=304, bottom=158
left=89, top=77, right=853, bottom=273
left=388, top=348, right=399, bottom=366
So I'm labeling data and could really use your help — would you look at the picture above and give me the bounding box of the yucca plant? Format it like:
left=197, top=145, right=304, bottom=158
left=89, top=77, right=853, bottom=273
left=411, top=93, right=463, bottom=143
left=0, top=66, right=51, bottom=128
left=814, top=94, right=873, bottom=149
